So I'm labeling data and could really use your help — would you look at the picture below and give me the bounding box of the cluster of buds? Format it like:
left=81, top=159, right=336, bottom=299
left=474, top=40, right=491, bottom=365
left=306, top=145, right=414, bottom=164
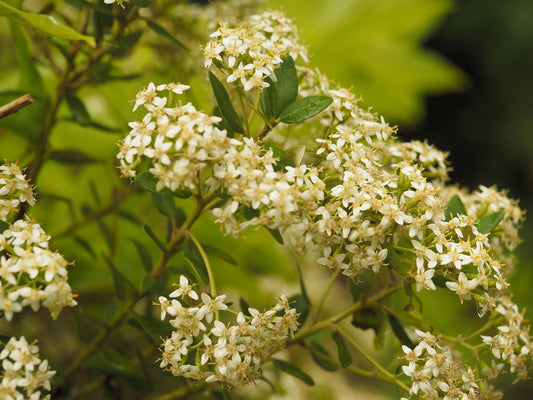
left=0, top=336, right=55, bottom=399
left=157, top=276, right=299, bottom=386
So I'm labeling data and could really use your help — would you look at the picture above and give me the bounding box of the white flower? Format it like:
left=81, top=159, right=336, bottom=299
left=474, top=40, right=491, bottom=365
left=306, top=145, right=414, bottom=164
left=445, top=272, right=479, bottom=303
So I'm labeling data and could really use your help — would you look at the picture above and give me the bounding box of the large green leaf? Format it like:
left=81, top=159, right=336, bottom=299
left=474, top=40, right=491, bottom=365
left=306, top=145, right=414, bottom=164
left=261, top=55, right=299, bottom=119
left=0, top=1, right=95, bottom=46
left=477, top=209, right=505, bottom=234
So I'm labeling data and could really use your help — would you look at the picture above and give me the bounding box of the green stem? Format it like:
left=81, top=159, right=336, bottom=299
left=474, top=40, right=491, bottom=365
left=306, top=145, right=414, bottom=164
left=337, top=325, right=410, bottom=393
left=312, top=267, right=341, bottom=323
left=304, top=342, right=393, bottom=382
left=185, top=231, right=217, bottom=298
left=293, top=282, right=402, bottom=343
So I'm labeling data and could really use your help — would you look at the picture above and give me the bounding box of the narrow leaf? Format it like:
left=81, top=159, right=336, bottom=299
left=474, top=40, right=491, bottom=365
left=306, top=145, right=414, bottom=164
left=279, top=95, right=332, bottom=123
left=183, top=238, right=209, bottom=283
left=444, top=194, right=467, bottom=220
left=477, top=209, right=505, bottom=234
left=272, top=358, right=314, bottom=386
left=0, top=0, right=95, bottom=45
left=203, top=244, right=237, bottom=265
left=288, top=293, right=309, bottom=325
left=102, top=253, right=133, bottom=301
left=142, top=224, right=167, bottom=253
left=208, top=71, right=244, bottom=133
left=266, top=227, right=284, bottom=245
left=309, top=342, right=338, bottom=371
left=146, top=20, right=188, bottom=50
left=386, top=312, right=414, bottom=349
left=48, top=150, right=98, bottom=165
left=130, top=239, right=153, bottom=272
left=331, top=331, right=352, bottom=368
left=72, top=234, right=96, bottom=259
left=129, top=311, right=171, bottom=341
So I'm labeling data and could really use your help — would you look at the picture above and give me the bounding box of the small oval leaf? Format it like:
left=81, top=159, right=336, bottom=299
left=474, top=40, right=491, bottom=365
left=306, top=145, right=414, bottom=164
left=272, top=358, right=314, bottom=386
left=444, top=194, right=467, bottom=221
left=477, top=209, right=505, bottom=234
left=331, top=331, right=353, bottom=368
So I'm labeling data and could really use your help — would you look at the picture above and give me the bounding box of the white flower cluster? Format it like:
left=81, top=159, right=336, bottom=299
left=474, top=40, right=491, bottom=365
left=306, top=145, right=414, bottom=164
left=157, top=276, right=299, bottom=386
left=203, top=10, right=308, bottom=91
left=401, top=330, right=501, bottom=400
left=0, top=161, right=77, bottom=321
left=0, top=336, right=55, bottom=400
left=481, top=296, right=532, bottom=382
left=117, top=82, right=241, bottom=191
left=0, top=162, right=35, bottom=221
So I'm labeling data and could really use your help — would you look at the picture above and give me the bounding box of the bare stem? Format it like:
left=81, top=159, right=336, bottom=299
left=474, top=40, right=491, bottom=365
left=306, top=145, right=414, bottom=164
left=0, top=94, right=34, bottom=119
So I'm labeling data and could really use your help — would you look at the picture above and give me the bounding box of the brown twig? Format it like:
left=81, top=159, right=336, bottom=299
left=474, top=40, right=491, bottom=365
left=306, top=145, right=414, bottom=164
left=0, top=94, right=34, bottom=119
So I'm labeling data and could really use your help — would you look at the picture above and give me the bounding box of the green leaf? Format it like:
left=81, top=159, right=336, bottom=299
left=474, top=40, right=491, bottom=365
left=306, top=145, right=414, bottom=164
left=65, top=91, right=91, bottom=126
left=72, top=234, right=96, bottom=259
left=146, top=20, right=188, bottom=50
left=239, top=297, right=251, bottom=316
left=48, top=149, right=98, bottom=165
left=102, top=254, right=134, bottom=301
left=386, top=312, right=414, bottom=348
left=444, top=194, right=467, bottom=220
left=0, top=0, right=95, bottom=46
left=203, top=244, right=237, bottom=265
left=351, top=306, right=386, bottom=335
left=279, top=95, right=332, bottom=123
left=142, top=224, right=167, bottom=253
left=108, top=31, right=143, bottom=54
left=266, top=227, right=284, bottom=245
left=331, top=331, right=352, bottom=368
left=272, top=358, right=314, bottom=386
left=150, top=192, right=178, bottom=220
left=85, top=347, right=135, bottom=376
left=208, top=71, right=244, bottom=134
left=477, top=209, right=505, bottom=234
left=309, top=341, right=338, bottom=372
left=129, top=311, right=171, bottom=341
left=91, top=3, right=113, bottom=42
left=131, top=0, right=150, bottom=7
left=288, top=293, right=309, bottom=326
left=183, top=238, right=208, bottom=283
left=261, top=55, right=299, bottom=119
left=130, top=239, right=153, bottom=272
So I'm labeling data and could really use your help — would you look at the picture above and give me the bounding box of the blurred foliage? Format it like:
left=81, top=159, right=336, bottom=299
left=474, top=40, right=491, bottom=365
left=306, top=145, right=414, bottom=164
left=267, top=0, right=466, bottom=125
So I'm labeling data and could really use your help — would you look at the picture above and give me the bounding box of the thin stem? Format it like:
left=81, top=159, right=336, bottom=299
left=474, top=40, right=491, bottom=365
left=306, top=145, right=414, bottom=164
left=337, top=325, right=410, bottom=393
left=185, top=231, right=217, bottom=298
left=293, top=282, right=402, bottom=343
left=0, top=94, right=34, bottom=119
left=53, top=187, right=136, bottom=240
left=304, top=342, right=392, bottom=382
left=312, top=267, right=341, bottom=323
left=238, top=92, right=250, bottom=136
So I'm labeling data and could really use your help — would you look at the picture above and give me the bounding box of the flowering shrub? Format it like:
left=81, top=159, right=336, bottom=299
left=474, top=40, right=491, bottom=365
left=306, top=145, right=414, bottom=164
left=0, top=0, right=531, bottom=399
